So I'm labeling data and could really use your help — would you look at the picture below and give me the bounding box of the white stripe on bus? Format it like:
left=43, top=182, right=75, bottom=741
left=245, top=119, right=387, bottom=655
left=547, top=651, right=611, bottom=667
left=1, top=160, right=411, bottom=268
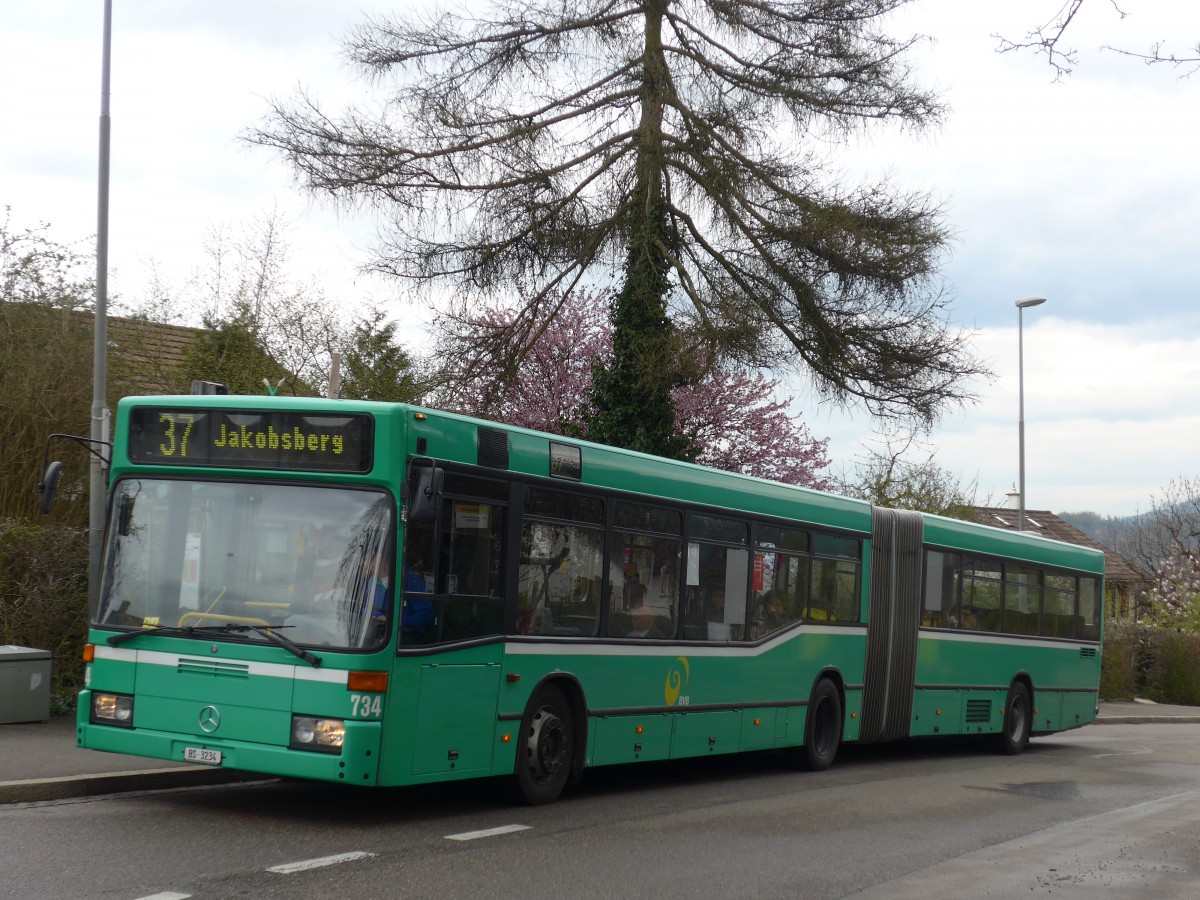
left=92, top=645, right=349, bottom=684
left=504, top=624, right=865, bottom=658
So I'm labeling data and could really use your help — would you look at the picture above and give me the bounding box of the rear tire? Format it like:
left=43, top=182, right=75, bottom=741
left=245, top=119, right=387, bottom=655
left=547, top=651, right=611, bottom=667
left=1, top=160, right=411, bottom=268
left=514, top=685, right=573, bottom=805
left=996, top=682, right=1032, bottom=756
left=802, top=678, right=842, bottom=771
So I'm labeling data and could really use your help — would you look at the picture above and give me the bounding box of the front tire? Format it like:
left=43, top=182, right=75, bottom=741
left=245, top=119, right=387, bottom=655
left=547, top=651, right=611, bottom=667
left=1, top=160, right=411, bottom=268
left=802, top=678, right=842, bottom=771
left=996, top=682, right=1032, bottom=756
left=514, top=685, right=573, bottom=805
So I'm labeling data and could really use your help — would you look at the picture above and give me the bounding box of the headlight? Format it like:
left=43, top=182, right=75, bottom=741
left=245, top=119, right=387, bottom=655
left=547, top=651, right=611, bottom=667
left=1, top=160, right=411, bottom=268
left=92, top=692, right=134, bottom=726
left=290, top=715, right=345, bottom=753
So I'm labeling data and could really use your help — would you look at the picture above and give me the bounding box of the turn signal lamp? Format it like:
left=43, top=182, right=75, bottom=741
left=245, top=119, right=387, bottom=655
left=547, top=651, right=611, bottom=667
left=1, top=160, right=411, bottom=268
left=82, top=644, right=95, bottom=663
left=348, top=671, right=388, bottom=693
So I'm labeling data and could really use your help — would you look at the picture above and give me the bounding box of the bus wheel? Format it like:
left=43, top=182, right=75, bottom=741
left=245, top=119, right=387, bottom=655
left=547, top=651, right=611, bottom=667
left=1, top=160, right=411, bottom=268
left=515, top=685, right=573, bottom=805
left=802, top=678, right=842, bottom=771
left=997, top=682, right=1031, bottom=756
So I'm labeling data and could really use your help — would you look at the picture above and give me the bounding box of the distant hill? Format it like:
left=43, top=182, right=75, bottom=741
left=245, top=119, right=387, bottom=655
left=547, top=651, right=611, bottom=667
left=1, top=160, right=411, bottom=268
left=1057, top=510, right=1141, bottom=550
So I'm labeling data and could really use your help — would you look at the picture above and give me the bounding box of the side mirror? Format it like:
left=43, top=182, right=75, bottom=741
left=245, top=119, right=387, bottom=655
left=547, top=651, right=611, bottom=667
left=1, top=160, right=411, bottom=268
left=408, top=466, right=444, bottom=522
left=37, top=461, right=63, bottom=516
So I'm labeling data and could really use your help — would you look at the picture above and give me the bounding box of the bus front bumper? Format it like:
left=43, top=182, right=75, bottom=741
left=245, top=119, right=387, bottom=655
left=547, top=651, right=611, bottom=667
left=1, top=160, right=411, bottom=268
left=76, top=693, right=382, bottom=785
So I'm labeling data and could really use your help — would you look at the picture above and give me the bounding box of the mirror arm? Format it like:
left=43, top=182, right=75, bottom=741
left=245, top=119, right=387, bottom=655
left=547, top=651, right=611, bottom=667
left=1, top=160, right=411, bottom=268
left=44, top=433, right=113, bottom=468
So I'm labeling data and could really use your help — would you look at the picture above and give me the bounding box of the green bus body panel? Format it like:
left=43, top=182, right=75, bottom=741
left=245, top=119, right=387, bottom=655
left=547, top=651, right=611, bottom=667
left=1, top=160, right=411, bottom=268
left=410, top=663, right=502, bottom=776
left=482, top=627, right=868, bottom=772
left=79, top=396, right=1104, bottom=791
left=592, top=713, right=674, bottom=764
left=80, top=633, right=388, bottom=784
left=911, top=633, right=1100, bottom=736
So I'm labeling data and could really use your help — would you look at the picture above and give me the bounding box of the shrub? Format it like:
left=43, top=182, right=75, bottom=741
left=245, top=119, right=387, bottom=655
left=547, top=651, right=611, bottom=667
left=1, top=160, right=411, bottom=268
left=1098, top=620, right=1138, bottom=700
left=1100, top=621, right=1200, bottom=705
left=0, top=519, right=88, bottom=712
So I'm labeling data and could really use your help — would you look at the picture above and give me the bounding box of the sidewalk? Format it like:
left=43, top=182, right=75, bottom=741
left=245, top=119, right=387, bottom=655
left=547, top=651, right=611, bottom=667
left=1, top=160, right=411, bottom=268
left=0, top=714, right=261, bottom=804
left=2, top=700, right=1198, bottom=804
left=1090, top=699, right=1200, bottom=725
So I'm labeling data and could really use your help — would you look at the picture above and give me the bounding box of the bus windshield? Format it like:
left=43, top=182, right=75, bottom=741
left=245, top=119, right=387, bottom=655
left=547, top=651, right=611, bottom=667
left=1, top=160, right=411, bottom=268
left=96, top=478, right=393, bottom=651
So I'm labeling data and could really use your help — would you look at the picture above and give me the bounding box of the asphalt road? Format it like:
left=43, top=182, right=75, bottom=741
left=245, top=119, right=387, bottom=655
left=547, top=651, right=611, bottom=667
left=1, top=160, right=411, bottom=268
left=3, top=723, right=1199, bottom=900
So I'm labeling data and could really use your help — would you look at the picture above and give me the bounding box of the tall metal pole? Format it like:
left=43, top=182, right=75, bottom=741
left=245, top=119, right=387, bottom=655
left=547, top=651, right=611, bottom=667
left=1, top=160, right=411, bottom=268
left=1015, top=297, right=1046, bottom=532
left=90, top=0, right=113, bottom=602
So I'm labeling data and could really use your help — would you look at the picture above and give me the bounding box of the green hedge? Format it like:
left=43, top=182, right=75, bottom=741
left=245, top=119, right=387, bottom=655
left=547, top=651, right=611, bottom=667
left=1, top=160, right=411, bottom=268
left=1101, top=621, right=1200, bottom=705
left=0, top=519, right=88, bottom=713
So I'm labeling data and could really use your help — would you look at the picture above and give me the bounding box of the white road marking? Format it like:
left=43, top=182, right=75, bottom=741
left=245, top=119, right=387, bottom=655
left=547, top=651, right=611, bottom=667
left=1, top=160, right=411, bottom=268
left=133, top=893, right=191, bottom=900
left=1087, top=748, right=1154, bottom=759
left=445, top=824, right=531, bottom=841
left=267, top=851, right=376, bottom=874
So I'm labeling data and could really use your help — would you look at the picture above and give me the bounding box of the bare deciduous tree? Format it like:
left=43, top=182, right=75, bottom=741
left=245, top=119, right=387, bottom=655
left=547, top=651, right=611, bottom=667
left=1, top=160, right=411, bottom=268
left=995, top=0, right=1200, bottom=80
left=834, top=427, right=982, bottom=518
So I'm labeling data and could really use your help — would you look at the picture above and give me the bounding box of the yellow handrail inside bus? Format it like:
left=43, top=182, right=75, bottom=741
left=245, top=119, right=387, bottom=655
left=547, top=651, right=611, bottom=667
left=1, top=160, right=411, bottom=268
left=178, top=611, right=271, bottom=628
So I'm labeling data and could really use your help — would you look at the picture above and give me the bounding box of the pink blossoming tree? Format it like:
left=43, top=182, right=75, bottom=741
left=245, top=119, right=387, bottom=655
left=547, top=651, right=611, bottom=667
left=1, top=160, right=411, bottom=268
left=435, top=291, right=830, bottom=489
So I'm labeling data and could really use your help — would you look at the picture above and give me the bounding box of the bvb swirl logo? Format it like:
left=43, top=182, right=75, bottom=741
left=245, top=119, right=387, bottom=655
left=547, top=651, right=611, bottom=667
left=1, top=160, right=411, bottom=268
left=664, top=656, right=690, bottom=706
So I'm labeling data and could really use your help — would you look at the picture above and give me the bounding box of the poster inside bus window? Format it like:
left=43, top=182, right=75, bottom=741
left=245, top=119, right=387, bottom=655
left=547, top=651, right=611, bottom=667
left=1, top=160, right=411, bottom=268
left=127, top=408, right=374, bottom=473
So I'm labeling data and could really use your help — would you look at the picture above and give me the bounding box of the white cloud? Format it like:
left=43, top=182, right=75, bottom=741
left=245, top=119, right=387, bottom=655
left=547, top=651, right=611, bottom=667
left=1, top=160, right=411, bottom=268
left=815, top=316, right=1200, bottom=516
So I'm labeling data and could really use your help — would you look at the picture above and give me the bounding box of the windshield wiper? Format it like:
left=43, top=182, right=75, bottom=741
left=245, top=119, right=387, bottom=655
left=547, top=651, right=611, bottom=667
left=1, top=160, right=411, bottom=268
left=213, top=623, right=323, bottom=668
left=105, top=622, right=322, bottom=667
left=107, top=624, right=190, bottom=646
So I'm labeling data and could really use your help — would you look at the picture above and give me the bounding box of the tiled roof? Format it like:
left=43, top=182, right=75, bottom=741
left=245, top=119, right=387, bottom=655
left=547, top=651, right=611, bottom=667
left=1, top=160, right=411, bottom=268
left=966, top=506, right=1148, bottom=585
left=106, top=315, right=206, bottom=393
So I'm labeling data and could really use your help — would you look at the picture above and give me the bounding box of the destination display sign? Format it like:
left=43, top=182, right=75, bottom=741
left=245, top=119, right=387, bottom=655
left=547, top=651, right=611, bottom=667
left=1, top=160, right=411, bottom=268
left=127, top=408, right=374, bottom=473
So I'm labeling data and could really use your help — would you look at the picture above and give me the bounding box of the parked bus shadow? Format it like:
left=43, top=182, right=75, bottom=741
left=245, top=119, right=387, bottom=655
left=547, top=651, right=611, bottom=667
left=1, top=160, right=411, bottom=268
left=156, top=732, right=1052, bottom=825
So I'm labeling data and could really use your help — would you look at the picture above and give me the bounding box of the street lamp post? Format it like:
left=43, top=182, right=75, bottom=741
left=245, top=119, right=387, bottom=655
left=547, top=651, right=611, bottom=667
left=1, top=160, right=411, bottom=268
left=89, top=0, right=113, bottom=602
left=1015, top=296, right=1047, bottom=531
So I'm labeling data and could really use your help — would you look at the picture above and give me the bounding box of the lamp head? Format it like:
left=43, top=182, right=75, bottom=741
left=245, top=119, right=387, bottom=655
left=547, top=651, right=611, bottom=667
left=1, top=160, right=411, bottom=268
left=1015, top=297, right=1047, bottom=309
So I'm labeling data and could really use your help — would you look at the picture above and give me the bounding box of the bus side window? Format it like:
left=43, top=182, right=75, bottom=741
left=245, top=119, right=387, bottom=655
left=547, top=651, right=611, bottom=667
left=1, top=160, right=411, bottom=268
left=811, top=533, right=861, bottom=623
left=811, top=557, right=859, bottom=623
left=516, top=515, right=603, bottom=637
left=608, top=532, right=680, bottom=639
left=683, top=541, right=747, bottom=641
left=1079, top=577, right=1101, bottom=640
left=922, top=550, right=960, bottom=627
left=400, top=492, right=507, bottom=646
left=749, top=552, right=805, bottom=638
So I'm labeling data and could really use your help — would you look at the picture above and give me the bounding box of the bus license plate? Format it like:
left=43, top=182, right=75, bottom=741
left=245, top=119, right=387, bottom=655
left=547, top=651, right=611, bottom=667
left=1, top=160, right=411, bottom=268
left=184, top=746, right=222, bottom=766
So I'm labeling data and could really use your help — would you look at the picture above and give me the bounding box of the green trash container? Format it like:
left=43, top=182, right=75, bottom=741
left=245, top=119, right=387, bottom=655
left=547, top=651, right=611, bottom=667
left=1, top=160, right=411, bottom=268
left=0, top=645, right=51, bottom=723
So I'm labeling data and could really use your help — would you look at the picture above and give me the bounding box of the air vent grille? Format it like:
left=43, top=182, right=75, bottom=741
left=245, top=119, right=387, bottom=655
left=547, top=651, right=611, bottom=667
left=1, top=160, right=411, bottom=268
left=478, top=426, right=510, bottom=469
left=177, top=659, right=250, bottom=679
left=965, top=699, right=992, bottom=724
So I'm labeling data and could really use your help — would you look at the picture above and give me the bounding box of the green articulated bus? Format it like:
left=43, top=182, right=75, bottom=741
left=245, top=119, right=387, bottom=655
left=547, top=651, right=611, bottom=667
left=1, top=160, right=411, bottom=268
left=72, top=394, right=1104, bottom=804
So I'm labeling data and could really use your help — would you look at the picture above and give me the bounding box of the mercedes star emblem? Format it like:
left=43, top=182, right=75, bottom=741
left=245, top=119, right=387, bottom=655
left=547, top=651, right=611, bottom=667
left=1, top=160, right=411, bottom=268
left=198, top=705, right=221, bottom=733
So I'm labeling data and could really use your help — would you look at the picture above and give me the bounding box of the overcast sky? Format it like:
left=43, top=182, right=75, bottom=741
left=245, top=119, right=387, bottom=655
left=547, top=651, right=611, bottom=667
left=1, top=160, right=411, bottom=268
left=3, top=1, right=1199, bottom=518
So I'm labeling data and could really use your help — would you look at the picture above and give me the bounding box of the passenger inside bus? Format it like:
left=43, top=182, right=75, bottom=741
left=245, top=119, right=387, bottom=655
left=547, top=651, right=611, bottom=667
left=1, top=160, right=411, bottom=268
left=400, top=555, right=435, bottom=640
left=626, top=604, right=674, bottom=638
